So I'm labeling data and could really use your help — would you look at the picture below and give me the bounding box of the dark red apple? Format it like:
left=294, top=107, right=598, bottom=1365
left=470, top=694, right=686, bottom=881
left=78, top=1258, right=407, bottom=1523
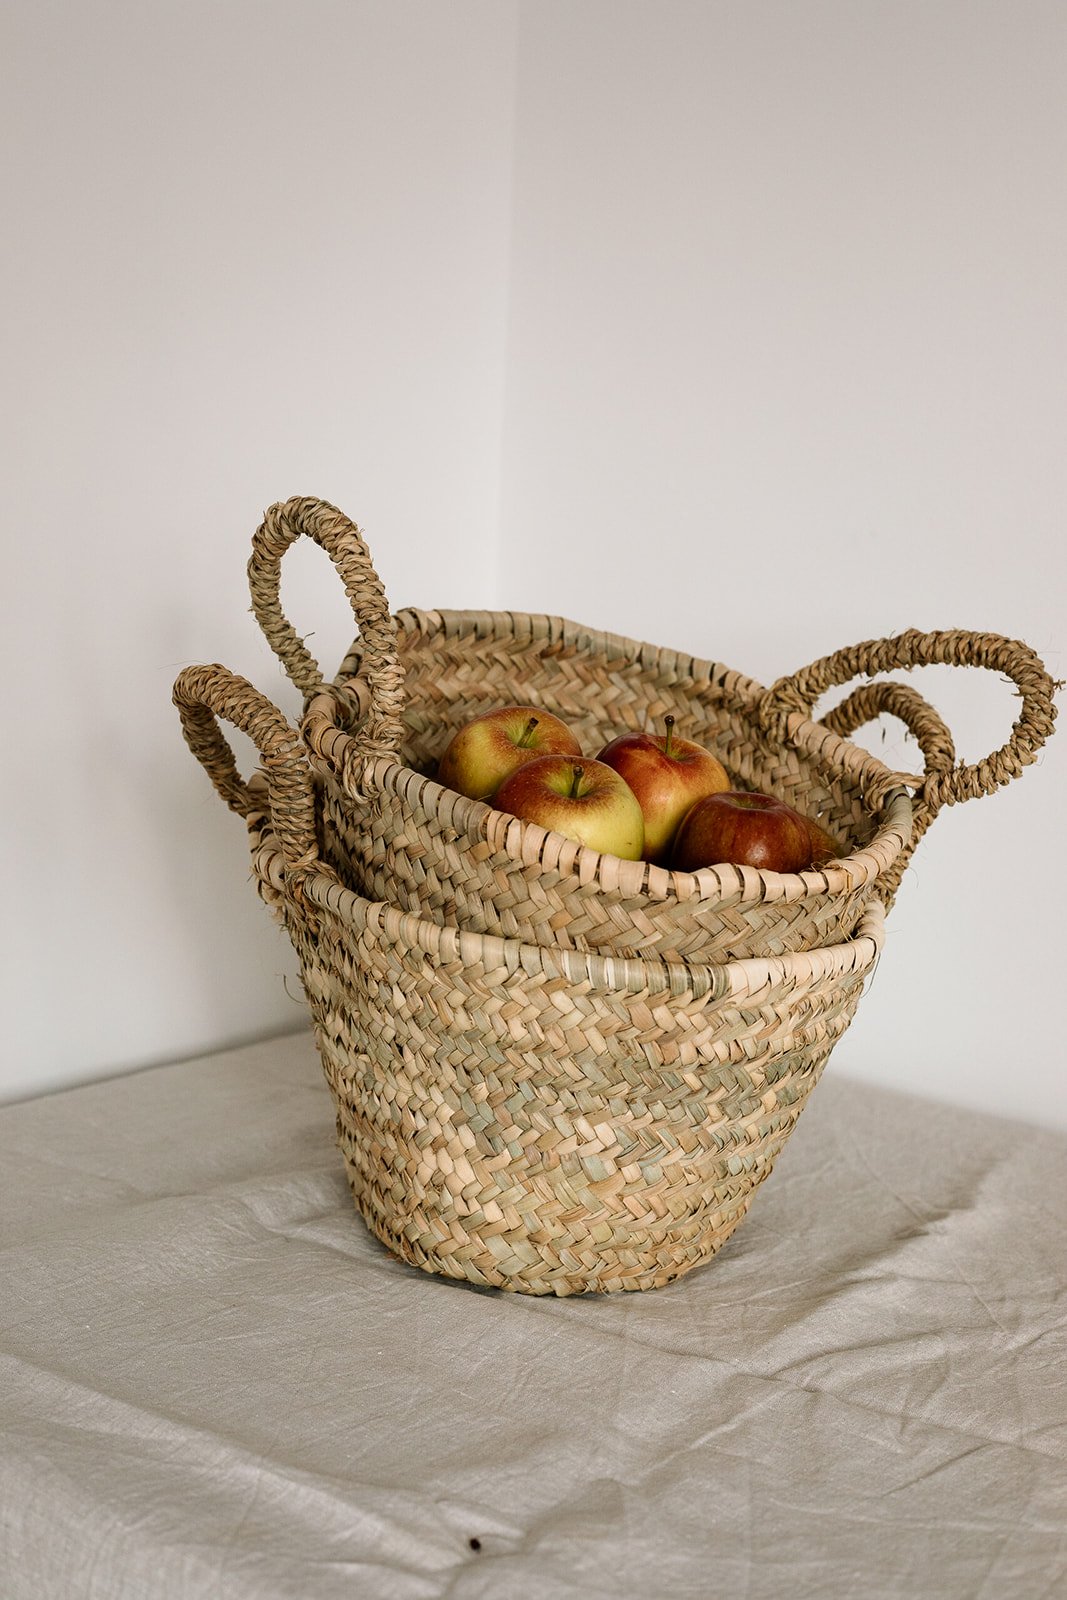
left=596, top=715, right=731, bottom=864
left=436, top=705, right=582, bottom=802
left=493, top=754, right=645, bottom=860
left=806, top=815, right=846, bottom=866
left=670, top=790, right=815, bottom=874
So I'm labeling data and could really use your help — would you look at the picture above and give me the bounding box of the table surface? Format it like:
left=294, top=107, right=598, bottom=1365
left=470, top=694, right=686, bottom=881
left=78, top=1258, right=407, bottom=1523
left=2, top=1029, right=1064, bottom=1599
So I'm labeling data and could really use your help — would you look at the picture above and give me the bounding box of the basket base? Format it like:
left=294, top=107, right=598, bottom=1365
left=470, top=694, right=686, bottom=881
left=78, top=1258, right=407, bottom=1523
left=346, top=1173, right=757, bottom=1295
left=331, top=1064, right=824, bottom=1296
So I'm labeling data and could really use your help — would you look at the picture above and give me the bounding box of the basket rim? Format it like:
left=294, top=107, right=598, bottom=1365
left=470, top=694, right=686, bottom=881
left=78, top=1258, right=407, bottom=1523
left=252, top=820, right=886, bottom=1002
left=314, top=606, right=915, bottom=902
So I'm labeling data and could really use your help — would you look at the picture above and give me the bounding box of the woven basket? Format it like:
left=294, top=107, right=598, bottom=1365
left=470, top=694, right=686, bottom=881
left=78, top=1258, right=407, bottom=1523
left=174, top=663, right=886, bottom=1295
left=246, top=496, right=1058, bottom=963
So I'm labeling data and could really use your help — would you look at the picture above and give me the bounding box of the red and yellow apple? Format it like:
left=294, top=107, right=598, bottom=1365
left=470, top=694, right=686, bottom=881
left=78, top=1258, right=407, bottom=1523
left=436, top=705, right=582, bottom=802
left=493, top=755, right=645, bottom=860
left=596, top=715, right=730, bottom=864
left=671, top=790, right=814, bottom=874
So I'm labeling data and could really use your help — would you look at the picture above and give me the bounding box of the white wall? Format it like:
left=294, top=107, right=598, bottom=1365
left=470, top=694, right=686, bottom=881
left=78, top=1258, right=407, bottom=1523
left=3, top=0, right=518, bottom=1099
left=499, top=0, right=1066, bottom=1126
left=5, top=2, right=1064, bottom=1129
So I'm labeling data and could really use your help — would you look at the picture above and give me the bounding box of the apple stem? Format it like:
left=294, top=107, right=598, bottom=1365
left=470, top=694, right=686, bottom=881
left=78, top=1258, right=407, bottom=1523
left=518, top=715, right=539, bottom=749
left=569, top=764, right=583, bottom=799
left=663, top=713, right=675, bottom=759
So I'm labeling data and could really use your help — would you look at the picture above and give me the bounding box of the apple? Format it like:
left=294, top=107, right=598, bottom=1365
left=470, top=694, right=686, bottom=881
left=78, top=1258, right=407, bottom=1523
left=806, top=815, right=846, bottom=867
left=493, top=755, right=645, bottom=860
left=670, top=790, right=815, bottom=874
left=596, top=715, right=730, bottom=864
left=436, top=705, right=582, bottom=802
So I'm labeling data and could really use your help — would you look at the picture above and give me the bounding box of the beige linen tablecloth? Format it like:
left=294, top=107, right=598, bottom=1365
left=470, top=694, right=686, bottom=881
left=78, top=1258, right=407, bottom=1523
left=2, top=1030, right=1064, bottom=1599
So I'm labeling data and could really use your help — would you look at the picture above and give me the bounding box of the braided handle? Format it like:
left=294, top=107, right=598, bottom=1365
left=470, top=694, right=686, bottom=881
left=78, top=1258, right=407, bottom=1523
left=248, top=496, right=406, bottom=769
left=818, top=681, right=957, bottom=786
left=173, top=663, right=319, bottom=881
left=816, top=681, right=960, bottom=905
left=758, top=629, right=1058, bottom=817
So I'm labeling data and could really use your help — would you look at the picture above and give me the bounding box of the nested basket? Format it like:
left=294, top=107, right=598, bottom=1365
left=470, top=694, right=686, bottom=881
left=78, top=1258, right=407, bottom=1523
left=247, top=496, right=1058, bottom=963
left=173, top=663, right=886, bottom=1295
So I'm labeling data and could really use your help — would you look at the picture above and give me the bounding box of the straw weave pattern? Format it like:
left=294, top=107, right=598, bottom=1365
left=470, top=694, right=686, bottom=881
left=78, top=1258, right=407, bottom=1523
left=251, top=819, right=883, bottom=1294
left=308, top=608, right=912, bottom=961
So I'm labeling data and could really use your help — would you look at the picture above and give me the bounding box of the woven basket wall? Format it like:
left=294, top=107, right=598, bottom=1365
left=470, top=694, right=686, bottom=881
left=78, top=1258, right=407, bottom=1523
left=246, top=792, right=885, bottom=1295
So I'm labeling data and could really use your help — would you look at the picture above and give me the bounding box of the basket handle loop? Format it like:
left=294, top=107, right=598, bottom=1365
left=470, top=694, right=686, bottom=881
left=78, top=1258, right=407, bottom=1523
left=817, top=680, right=957, bottom=786
left=816, top=681, right=960, bottom=905
left=173, top=663, right=319, bottom=883
left=248, top=496, right=405, bottom=758
left=757, top=629, right=1059, bottom=818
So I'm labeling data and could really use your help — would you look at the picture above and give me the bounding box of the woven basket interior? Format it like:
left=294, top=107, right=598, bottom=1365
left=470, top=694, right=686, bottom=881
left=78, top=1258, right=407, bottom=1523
left=337, top=609, right=886, bottom=854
